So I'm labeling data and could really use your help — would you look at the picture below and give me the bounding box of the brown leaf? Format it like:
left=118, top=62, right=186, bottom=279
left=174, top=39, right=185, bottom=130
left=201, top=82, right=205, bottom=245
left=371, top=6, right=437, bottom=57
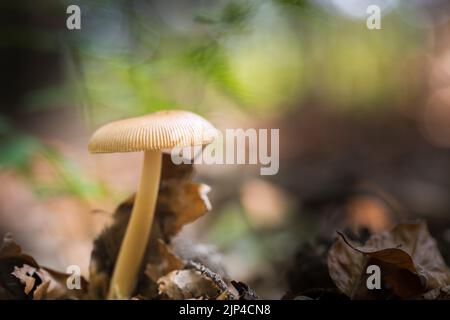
left=11, top=264, right=88, bottom=300
left=39, top=267, right=88, bottom=300
left=145, top=240, right=185, bottom=283
left=89, top=154, right=212, bottom=298
left=157, top=269, right=221, bottom=300
left=11, top=265, right=36, bottom=295
left=156, top=182, right=211, bottom=239
left=144, top=243, right=235, bottom=300
left=145, top=238, right=229, bottom=298
left=0, top=233, right=39, bottom=299
left=33, top=281, right=51, bottom=300
left=327, top=222, right=450, bottom=299
left=1, top=233, right=87, bottom=300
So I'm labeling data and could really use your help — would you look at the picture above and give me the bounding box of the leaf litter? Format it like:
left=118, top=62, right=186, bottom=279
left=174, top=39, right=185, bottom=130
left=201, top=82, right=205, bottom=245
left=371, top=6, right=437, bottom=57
left=327, top=222, right=450, bottom=299
left=0, top=154, right=254, bottom=300
left=2, top=153, right=450, bottom=300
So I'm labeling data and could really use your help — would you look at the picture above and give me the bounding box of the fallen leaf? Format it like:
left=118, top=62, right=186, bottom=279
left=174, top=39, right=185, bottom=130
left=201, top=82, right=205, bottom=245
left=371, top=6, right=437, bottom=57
left=145, top=240, right=185, bottom=283
left=89, top=154, right=213, bottom=298
left=1, top=233, right=87, bottom=300
left=33, top=281, right=51, bottom=300
left=327, top=222, right=450, bottom=299
left=11, top=264, right=88, bottom=300
left=157, top=269, right=221, bottom=300
left=156, top=181, right=211, bottom=240
left=0, top=233, right=38, bottom=299
left=11, top=265, right=36, bottom=295
left=38, top=267, right=88, bottom=299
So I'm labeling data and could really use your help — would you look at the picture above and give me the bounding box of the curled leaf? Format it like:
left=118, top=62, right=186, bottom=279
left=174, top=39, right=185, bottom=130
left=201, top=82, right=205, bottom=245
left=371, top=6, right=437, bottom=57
left=145, top=243, right=235, bottom=300
left=328, top=222, right=450, bottom=299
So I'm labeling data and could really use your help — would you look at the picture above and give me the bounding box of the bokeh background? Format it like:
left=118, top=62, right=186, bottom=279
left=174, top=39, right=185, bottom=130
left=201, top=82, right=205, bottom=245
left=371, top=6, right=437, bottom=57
left=2, top=0, right=450, bottom=298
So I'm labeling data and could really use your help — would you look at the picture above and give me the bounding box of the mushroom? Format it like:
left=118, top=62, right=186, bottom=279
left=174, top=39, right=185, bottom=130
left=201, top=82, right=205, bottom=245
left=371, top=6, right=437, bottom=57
left=88, top=110, right=217, bottom=299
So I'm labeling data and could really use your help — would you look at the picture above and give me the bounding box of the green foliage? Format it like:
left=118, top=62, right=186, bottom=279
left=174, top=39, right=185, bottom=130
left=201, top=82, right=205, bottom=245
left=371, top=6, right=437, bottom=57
left=195, top=1, right=253, bottom=27
left=0, top=134, right=40, bottom=173
left=33, top=148, right=110, bottom=200
left=206, top=203, right=250, bottom=247
left=183, top=42, right=245, bottom=104
left=0, top=117, right=109, bottom=200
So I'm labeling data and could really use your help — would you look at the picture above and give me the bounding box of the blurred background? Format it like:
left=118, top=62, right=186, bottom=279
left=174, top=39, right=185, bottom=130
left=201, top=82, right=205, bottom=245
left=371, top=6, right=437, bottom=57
left=2, top=0, right=450, bottom=298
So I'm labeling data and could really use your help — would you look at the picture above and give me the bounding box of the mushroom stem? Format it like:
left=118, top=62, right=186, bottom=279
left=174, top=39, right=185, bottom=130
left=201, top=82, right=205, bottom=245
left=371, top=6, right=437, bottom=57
left=107, top=150, right=162, bottom=299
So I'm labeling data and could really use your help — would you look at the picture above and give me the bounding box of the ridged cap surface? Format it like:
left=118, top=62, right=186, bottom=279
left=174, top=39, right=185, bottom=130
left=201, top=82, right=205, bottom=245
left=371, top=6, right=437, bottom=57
left=88, top=110, right=217, bottom=153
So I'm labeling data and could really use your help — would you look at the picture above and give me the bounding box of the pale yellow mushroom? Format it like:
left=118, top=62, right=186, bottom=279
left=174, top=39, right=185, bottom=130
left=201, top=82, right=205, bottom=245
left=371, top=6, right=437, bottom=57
left=88, top=110, right=217, bottom=299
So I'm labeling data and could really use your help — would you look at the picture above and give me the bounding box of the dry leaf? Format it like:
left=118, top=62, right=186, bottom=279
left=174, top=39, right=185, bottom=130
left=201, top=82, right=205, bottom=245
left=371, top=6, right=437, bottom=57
left=144, top=242, right=235, bottom=300
left=0, top=233, right=38, bottom=299
left=11, top=265, right=49, bottom=300
left=1, top=233, right=87, bottom=300
left=89, top=154, right=212, bottom=298
left=11, top=265, right=36, bottom=295
left=328, top=222, right=450, bottom=299
left=11, top=263, right=88, bottom=300
left=157, top=269, right=221, bottom=299
left=145, top=240, right=185, bottom=283
left=38, top=267, right=88, bottom=300
left=156, top=182, right=211, bottom=239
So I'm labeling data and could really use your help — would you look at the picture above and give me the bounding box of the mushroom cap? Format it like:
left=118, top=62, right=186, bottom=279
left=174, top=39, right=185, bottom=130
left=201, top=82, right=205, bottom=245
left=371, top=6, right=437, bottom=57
left=88, top=110, right=218, bottom=153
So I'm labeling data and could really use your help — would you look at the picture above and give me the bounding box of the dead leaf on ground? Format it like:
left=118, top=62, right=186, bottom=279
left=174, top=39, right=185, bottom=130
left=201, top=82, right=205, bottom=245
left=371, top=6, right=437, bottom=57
left=0, top=233, right=39, bottom=299
left=328, top=222, right=450, bottom=299
left=158, top=269, right=221, bottom=299
left=145, top=245, right=235, bottom=300
left=89, top=154, right=213, bottom=299
left=0, top=233, right=87, bottom=299
left=145, top=240, right=185, bottom=283
left=11, top=264, right=87, bottom=300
